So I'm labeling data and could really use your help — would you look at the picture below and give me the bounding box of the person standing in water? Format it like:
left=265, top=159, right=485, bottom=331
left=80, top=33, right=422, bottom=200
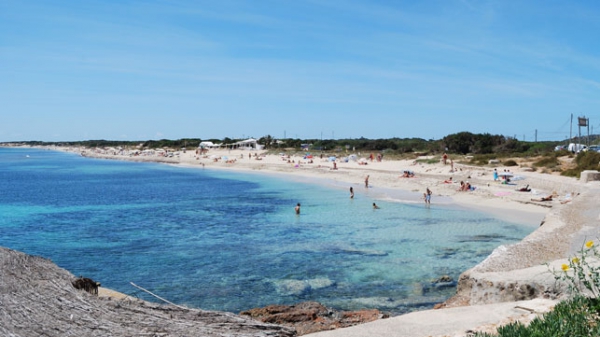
left=295, top=203, right=301, bottom=214
left=365, top=175, right=369, bottom=188
left=372, top=202, right=380, bottom=209
left=349, top=187, right=354, bottom=199
left=425, top=188, right=432, bottom=204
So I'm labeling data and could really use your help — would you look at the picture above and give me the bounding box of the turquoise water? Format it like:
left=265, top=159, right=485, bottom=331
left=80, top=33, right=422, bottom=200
left=0, top=147, right=533, bottom=315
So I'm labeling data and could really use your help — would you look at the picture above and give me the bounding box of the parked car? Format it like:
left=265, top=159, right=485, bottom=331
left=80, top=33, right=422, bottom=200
left=586, top=145, right=600, bottom=153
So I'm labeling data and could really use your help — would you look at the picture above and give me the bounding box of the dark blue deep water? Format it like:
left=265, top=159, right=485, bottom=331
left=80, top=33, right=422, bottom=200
left=0, top=147, right=534, bottom=315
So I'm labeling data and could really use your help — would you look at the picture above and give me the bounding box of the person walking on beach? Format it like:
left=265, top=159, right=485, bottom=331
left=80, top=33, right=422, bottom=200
left=349, top=187, right=354, bottom=199
left=425, top=188, right=432, bottom=204
left=365, top=175, right=369, bottom=188
left=295, top=203, right=301, bottom=215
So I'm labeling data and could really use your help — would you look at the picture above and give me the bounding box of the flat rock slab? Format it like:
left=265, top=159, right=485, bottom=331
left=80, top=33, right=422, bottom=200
left=306, top=298, right=557, bottom=337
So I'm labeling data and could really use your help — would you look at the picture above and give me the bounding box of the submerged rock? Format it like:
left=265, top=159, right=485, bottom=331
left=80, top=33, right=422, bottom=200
left=240, top=301, right=388, bottom=336
left=429, top=275, right=457, bottom=290
left=273, top=277, right=336, bottom=296
left=275, top=279, right=311, bottom=296
left=306, top=277, right=335, bottom=290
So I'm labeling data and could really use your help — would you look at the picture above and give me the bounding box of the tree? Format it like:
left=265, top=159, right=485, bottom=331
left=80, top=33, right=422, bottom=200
left=258, top=135, right=274, bottom=149
left=443, top=132, right=475, bottom=154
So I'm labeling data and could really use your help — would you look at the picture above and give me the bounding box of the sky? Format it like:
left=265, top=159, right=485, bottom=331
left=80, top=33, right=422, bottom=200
left=1, top=0, right=600, bottom=142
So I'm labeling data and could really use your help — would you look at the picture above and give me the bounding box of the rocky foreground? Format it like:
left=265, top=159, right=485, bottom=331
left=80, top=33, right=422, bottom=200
left=0, top=247, right=293, bottom=336
left=0, top=246, right=387, bottom=336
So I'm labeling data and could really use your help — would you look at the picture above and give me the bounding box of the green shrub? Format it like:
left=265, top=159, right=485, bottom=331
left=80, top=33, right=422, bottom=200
left=561, top=151, right=600, bottom=178
left=503, top=160, right=518, bottom=167
left=475, top=296, right=600, bottom=337
left=532, top=156, right=559, bottom=168
left=469, top=154, right=496, bottom=165
left=576, top=151, right=600, bottom=170
left=415, top=158, right=439, bottom=164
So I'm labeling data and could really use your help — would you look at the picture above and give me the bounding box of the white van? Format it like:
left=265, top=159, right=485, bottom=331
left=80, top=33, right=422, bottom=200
left=568, top=143, right=587, bottom=153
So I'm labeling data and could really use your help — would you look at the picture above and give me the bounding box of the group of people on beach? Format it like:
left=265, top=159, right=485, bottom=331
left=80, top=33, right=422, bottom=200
left=458, top=181, right=473, bottom=192
left=400, top=170, right=415, bottom=178
left=296, top=175, right=434, bottom=214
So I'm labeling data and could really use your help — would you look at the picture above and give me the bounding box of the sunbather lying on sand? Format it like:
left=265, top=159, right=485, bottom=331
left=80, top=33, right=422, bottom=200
left=516, top=185, right=530, bottom=192
left=531, top=195, right=553, bottom=202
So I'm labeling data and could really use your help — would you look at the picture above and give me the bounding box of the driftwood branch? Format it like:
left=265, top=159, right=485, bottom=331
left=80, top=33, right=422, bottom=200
left=514, top=305, right=536, bottom=313
left=130, top=282, right=188, bottom=310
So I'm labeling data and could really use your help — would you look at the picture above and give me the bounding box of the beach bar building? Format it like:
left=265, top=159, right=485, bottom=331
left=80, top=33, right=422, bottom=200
left=227, top=138, right=264, bottom=150
left=199, top=141, right=221, bottom=150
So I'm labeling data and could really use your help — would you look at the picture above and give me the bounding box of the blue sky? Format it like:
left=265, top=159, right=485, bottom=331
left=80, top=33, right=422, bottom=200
left=1, top=1, right=599, bottom=142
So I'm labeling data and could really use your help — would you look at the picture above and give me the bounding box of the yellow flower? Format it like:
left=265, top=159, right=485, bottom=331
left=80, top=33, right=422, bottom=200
left=561, top=264, right=569, bottom=271
left=586, top=241, right=594, bottom=249
left=572, top=257, right=580, bottom=264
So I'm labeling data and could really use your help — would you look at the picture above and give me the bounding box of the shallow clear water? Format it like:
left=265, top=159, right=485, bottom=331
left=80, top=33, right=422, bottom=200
left=0, top=148, right=533, bottom=315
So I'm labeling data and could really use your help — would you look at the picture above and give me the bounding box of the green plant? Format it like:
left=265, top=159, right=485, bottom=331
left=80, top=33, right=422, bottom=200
left=562, top=151, right=600, bottom=178
left=552, top=240, right=600, bottom=297
left=415, top=158, right=439, bottom=164
left=475, top=296, right=600, bottom=337
left=533, top=156, right=559, bottom=169
left=503, top=159, right=518, bottom=167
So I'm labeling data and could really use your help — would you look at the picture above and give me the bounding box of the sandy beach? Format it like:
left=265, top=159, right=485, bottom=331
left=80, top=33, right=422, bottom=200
left=76, top=146, right=576, bottom=224
left=51, top=145, right=599, bottom=336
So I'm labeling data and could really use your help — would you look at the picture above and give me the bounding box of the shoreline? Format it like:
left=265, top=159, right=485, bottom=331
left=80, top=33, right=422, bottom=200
left=76, top=146, right=555, bottom=226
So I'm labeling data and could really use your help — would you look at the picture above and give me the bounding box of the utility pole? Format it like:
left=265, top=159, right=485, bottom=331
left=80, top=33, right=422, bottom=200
left=570, top=113, right=573, bottom=141
left=320, top=131, right=323, bottom=154
left=587, top=118, right=590, bottom=146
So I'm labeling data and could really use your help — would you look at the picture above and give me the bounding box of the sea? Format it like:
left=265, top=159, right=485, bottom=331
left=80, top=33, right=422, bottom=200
left=0, top=147, right=535, bottom=315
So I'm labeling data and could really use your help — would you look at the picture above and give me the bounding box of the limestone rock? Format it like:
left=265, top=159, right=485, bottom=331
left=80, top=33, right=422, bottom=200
left=241, top=301, right=388, bottom=335
left=581, top=170, right=600, bottom=183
